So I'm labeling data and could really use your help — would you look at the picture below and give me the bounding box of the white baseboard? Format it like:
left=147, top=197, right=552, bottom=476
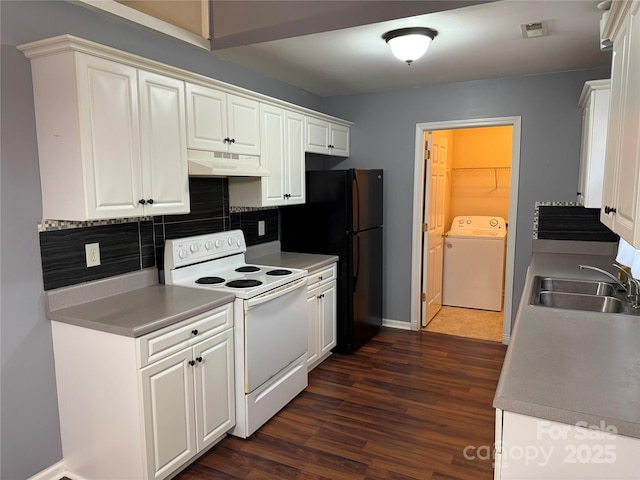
left=382, top=318, right=411, bottom=330
left=26, top=460, right=90, bottom=480
left=27, top=461, right=65, bottom=480
left=502, top=333, right=511, bottom=345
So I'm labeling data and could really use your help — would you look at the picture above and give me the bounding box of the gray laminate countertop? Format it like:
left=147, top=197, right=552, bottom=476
left=494, top=248, right=640, bottom=438
left=246, top=241, right=338, bottom=272
left=45, top=270, right=235, bottom=337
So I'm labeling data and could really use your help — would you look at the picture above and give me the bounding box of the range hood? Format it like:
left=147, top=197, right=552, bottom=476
left=188, top=149, right=270, bottom=177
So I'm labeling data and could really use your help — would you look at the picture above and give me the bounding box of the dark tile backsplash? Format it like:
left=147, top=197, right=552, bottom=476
left=40, top=177, right=278, bottom=290
left=536, top=205, right=618, bottom=242
left=40, top=222, right=148, bottom=290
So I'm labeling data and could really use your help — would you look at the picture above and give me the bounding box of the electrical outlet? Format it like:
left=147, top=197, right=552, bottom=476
left=85, top=242, right=101, bottom=267
left=258, top=220, right=265, bottom=236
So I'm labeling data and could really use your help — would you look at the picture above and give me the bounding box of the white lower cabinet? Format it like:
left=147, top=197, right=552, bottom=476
left=306, top=263, right=337, bottom=370
left=141, top=328, right=234, bottom=479
left=494, top=409, right=640, bottom=480
left=51, top=303, right=234, bottom=480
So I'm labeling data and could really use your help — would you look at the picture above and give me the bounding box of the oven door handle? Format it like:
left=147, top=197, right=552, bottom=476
left=246, top=277, right=307, bottom=308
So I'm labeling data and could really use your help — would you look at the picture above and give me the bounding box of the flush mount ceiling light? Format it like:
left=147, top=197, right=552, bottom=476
left=382, top=27, right=438, bottom=65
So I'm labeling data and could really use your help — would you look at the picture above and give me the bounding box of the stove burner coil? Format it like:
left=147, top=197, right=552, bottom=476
left=226, top=279, right=263, bottom=288
left=266, top=269, right=293, bottom=276
left=195, top=276, right=225, bottom=284
left=235, top=266, right=261, bottom=273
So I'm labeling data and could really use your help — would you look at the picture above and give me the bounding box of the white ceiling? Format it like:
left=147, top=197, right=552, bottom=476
left=213, top=0, right=611, bottom=97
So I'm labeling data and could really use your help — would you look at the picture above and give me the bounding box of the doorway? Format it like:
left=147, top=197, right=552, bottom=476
left=410, top=117, right=522, bottom=344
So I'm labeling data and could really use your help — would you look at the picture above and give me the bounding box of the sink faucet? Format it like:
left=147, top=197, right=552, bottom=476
left=579, top=264, right=640, bottom=309
left=578, top=264, right=627, bottom=290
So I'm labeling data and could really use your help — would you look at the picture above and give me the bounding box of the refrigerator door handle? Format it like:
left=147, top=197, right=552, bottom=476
left=353, top=232, right=360, bottom=292
left=353, top=173, right=360, bottom=232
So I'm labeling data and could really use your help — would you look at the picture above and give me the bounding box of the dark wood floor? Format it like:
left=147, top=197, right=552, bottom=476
left=176, top=328, right=508, bottom=480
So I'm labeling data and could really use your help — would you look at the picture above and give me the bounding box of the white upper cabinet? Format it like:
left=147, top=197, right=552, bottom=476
left=20, top=45, right=189, bottom=220
left=19, top=35, right=353, bottom=217
left=305, top=116, right=350, bottom=157
left=228, top=104, right=305, bottom=207
left=185, top=83, right=260, bottom=156
left=601, top=0, right=640, bottom=247
left=138, top=70, right=190, bottom=216
left=577, top=79, right=610, bottom=208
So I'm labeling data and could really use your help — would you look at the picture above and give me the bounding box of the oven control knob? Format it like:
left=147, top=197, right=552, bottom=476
left=227, top=237, right=234, bottom=246
left=214, top=239, right=223, bottom=248
left=178, top=249, right=188, bottom=259
left=236, top=239, right=243, bottom=247
left=204, top=241, right=213, bottom=250
left=190, top=243, right=199, bottom=253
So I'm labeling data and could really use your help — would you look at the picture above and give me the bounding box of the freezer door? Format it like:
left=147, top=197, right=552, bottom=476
left=351, top=227, right=383, bottom=351
left=352, top=169, right=383, bottom=232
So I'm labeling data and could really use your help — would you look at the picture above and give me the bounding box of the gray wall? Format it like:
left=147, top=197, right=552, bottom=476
left=319, top=67, right=611, bottom=326
left=0, top=2, right=321, bottom=479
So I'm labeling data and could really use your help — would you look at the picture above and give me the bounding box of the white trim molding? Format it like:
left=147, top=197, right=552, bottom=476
left=27, top=461, right=66, bottom=480
left=409, top=117, right=522, bottom=345
left=382, top=318, right=412, bottom=330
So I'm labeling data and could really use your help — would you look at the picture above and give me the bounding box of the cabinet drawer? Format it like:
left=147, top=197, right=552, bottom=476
left=307, top=264, right=336, bottom=287
left=138, top=303, right=233, bottom=368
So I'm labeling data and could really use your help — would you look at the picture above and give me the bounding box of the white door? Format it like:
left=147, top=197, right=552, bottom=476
left=285, top=110, right=306, bottom=204
left=77, top=54, right=143, bottom=218
left=422, top=132, right=448, bottom=326
left=193, top=330, right=235, bottom=452
left=185, top=83, right=227, bottom=151
left=140, top=349, right=195, bottom=480
left=138, top=70, right=190, bottom=215
left=330, top=123, right=350, bottom=157
left=260, top=104, right=287, bottom=205
left=227, top=94, right=261, bottom=155
left=305, top=117, right=330, bottom=154
left=319, top=281, right=337, bottom=357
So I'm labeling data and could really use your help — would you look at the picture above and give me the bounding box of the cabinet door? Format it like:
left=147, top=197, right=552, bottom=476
left=140, top=349, right=196, bottom=480
left=578, top=88, right=609, bottom=209
left=285, top=110, right=306, bottom=204
left=227, top=94, right=261, bottom=155
left=307, top=286, right=320, bottom=368
left=77, top=54, right=144, bottom=219
left=330, top=123, right=350, bottom=157
left=601, top=4, right=640, bottom=246
left=305, top=116, right=330, bottom=154
left=193, top=329, right=235, bottom=452
left=260, top=104, right=287, bottom=205
left=319, top=281, right=337, bottom=357
left=601, top=19, right=627, bottom=230
left=577, top=97, right=592, bottom=207
left=613, top=2, right=640, bottom=245
left=138, top=71, right=190, bottom=215
left=185, top=83, right=227, bottom=151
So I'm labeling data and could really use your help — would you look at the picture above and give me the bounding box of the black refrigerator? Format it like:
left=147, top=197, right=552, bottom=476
left=280, top=169, right=383, bottom=354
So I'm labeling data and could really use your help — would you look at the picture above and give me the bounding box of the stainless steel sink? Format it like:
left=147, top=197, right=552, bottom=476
left=533, top=291, right=624, bottom=313
left=535, top=277, right=616, bottom=296
left=529, top=275, right=640, bottom=315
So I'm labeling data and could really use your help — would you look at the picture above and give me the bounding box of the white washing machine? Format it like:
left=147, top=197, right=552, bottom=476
left=442, top=216, right=507, bottom=311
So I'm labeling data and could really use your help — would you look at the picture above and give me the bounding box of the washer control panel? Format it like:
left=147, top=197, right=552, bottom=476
left=452, top=216, right=506, bottom=231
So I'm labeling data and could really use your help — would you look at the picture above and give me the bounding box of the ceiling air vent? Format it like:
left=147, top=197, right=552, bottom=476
left=520, top=21, right=549, bottom=39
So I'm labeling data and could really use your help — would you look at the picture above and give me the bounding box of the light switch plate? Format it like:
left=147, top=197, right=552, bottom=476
left=85, top=242, right=101, bottom=267
left=258, top=220, right=265, bottom=236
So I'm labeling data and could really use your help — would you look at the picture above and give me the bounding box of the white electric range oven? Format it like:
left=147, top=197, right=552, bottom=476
left=165, top=230, right=308, bottom=438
